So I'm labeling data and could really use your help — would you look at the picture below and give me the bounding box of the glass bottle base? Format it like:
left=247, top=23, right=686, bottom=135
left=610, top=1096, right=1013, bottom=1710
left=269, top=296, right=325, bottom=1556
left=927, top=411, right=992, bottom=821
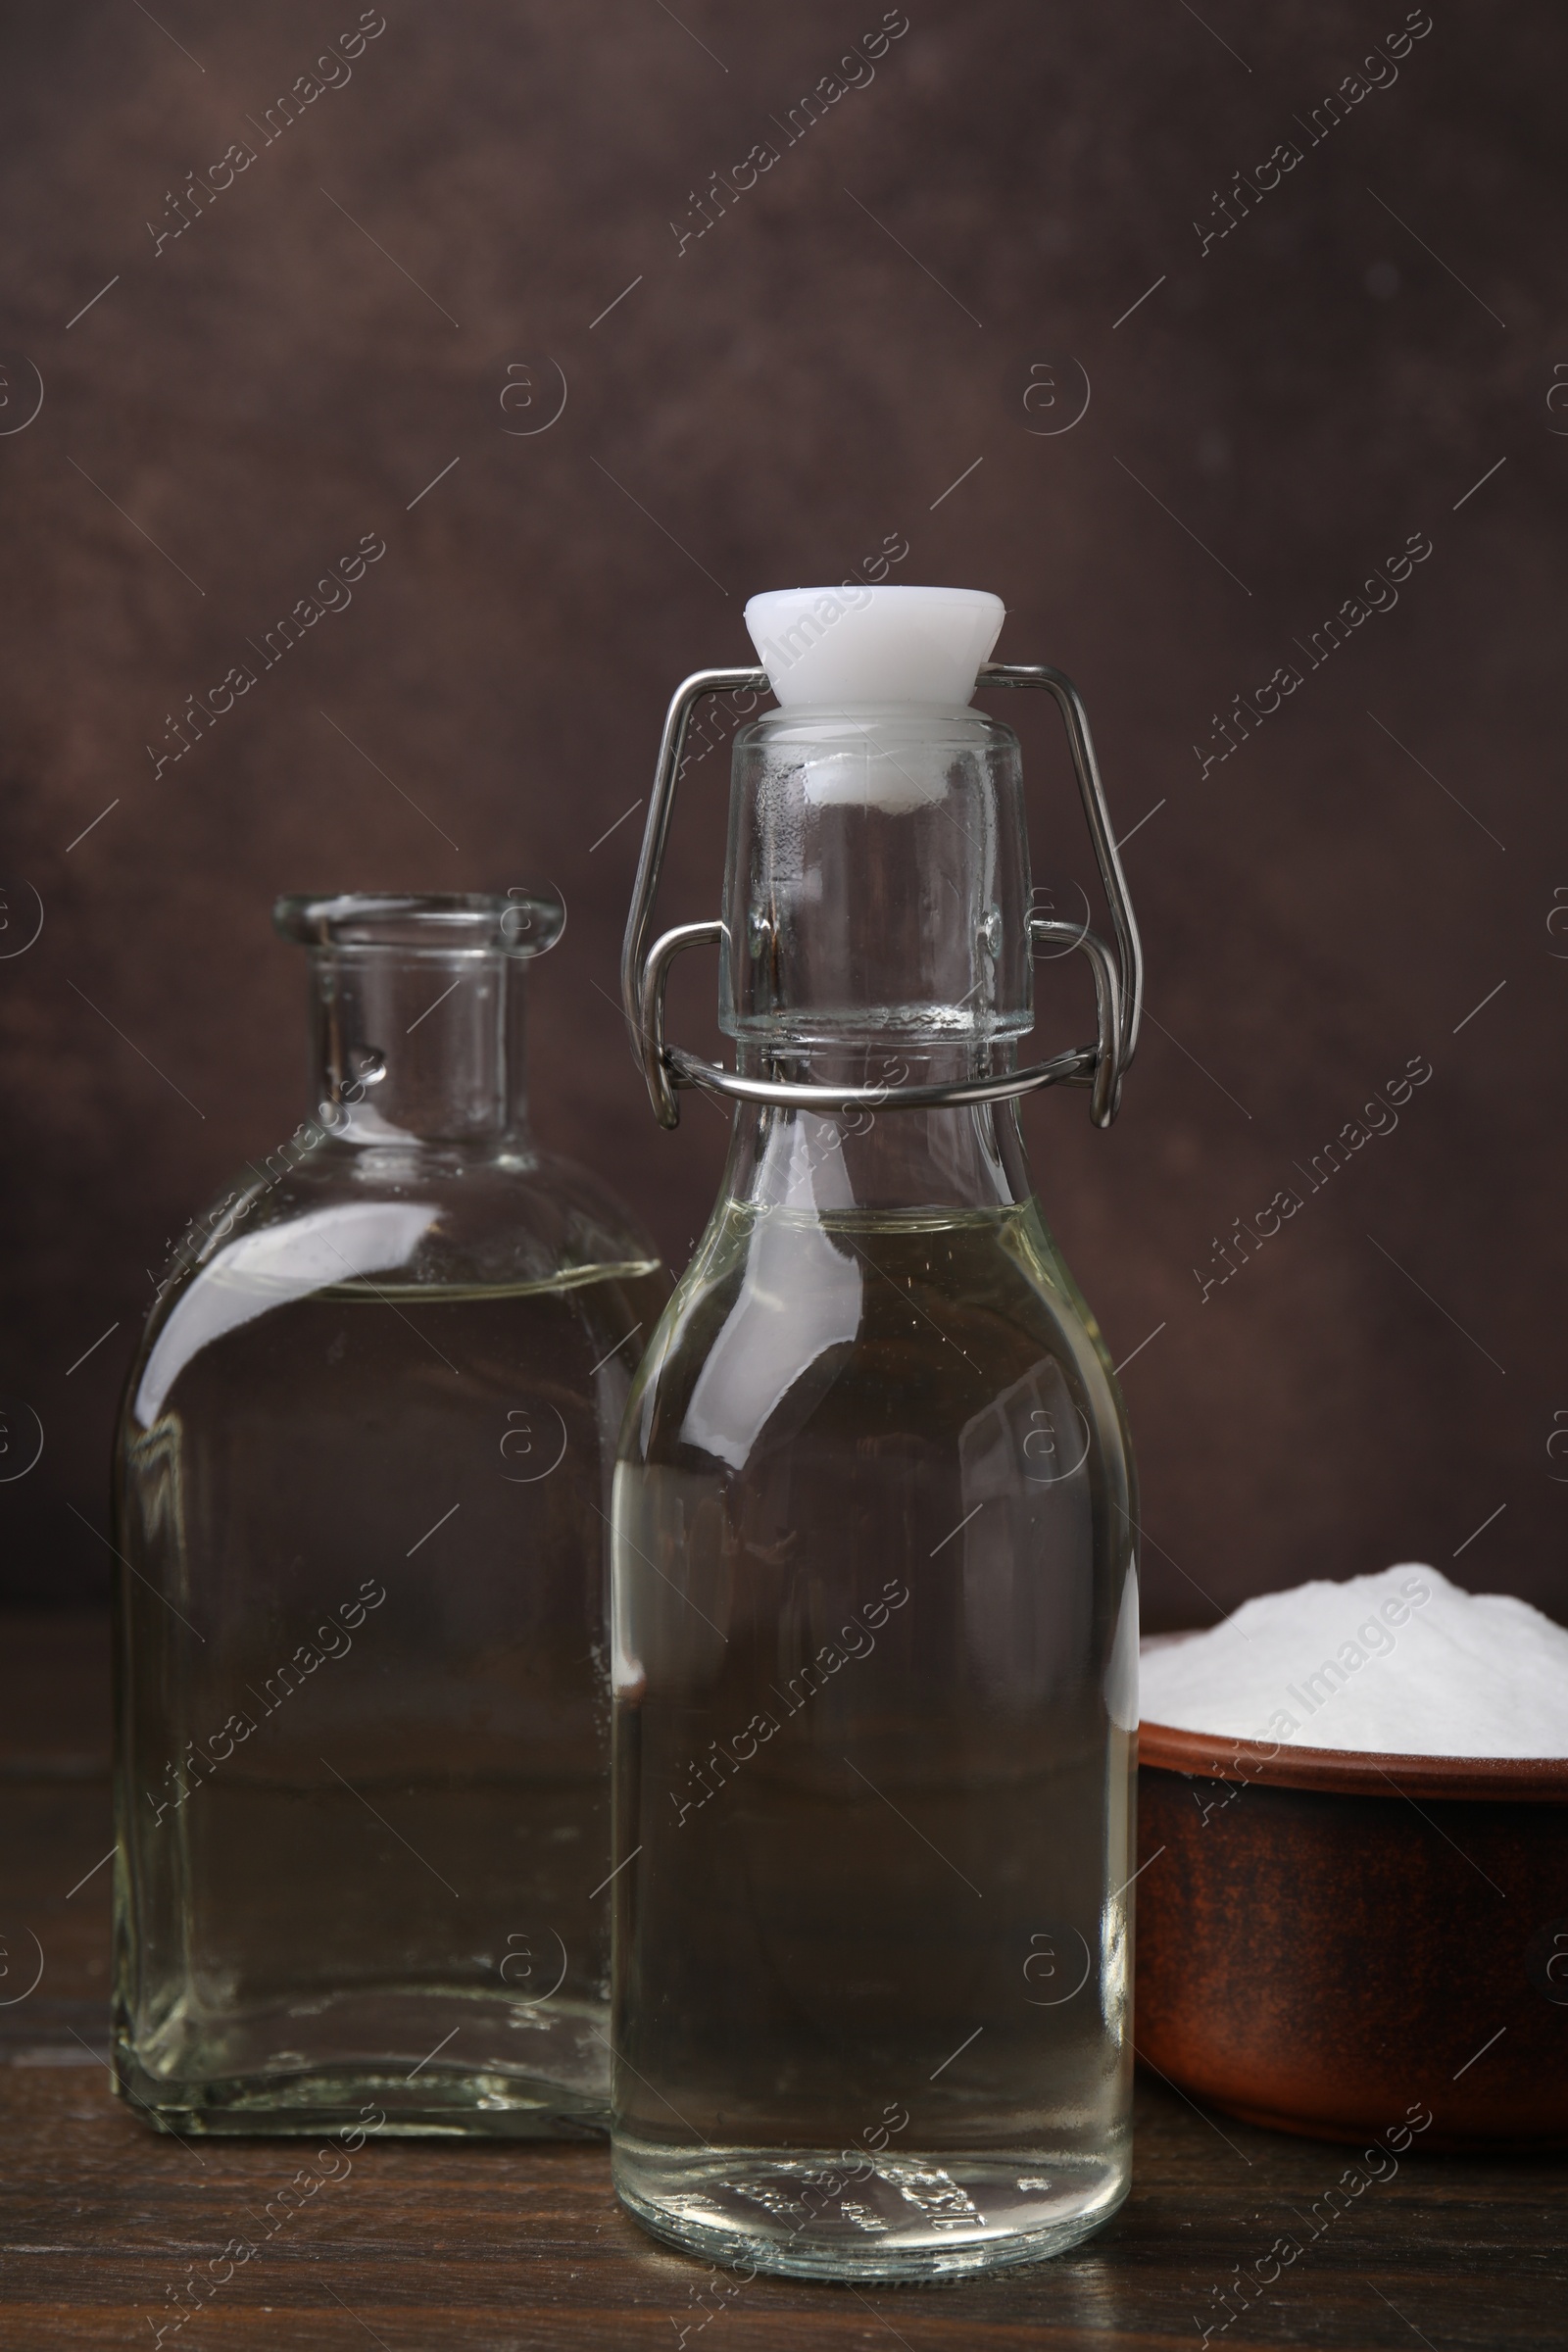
left=115, top=1989, right=609, bottom=2138
left=612, top=2141, right=1129, bottom=2281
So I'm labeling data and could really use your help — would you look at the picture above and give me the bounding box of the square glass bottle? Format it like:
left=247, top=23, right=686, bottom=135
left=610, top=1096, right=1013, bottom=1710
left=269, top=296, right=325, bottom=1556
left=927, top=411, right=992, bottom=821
left=114, top=892, right=665, bottom=2135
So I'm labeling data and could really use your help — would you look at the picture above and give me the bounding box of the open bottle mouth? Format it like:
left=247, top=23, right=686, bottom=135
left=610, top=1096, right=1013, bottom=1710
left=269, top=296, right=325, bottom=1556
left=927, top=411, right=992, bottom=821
left=271, top=894, right=555, bottom=1150
left=274, top=891, right=564, bottom=958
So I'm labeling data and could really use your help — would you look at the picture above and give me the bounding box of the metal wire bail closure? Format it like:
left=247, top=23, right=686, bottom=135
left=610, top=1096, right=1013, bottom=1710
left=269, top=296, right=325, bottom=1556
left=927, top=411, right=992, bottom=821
left=620, top=663, right=1144, bottom=1132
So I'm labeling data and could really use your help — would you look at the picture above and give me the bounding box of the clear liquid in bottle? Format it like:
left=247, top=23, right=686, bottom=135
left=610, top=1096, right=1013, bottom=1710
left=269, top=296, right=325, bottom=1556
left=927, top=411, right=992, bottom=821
left=612, top=1190, right=1136, bottom=2278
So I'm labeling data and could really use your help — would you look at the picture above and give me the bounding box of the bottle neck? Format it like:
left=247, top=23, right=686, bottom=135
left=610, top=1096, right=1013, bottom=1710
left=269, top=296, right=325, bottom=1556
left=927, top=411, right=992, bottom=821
left=722, top=1043, right=1034, bottom=1218
left=713, top=703, right=1038, bottom=1214
left=308, top=948, right=530, bottom=1148
left=720, top=703, right=1032, bottom=1053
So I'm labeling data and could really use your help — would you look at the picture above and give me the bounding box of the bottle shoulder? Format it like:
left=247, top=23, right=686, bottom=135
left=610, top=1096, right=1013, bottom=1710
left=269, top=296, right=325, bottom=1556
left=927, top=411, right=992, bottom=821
left=147, top=1140, right=660, bottom=1300
left=620, top=1198, right=1123, bottom=1477
left=122, top=1140, right=664, bottom=1440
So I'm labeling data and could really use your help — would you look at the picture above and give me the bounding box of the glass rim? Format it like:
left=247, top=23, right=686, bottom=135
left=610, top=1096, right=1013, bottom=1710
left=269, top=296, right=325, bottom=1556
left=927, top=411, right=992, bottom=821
left=272, top=891, right=564, bottom=957
left=736, top=701, right=1015, bottom=737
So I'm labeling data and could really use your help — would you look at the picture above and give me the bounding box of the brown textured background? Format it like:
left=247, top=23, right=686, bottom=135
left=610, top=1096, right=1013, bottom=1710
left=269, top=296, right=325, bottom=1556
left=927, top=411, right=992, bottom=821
left=1, top=0, right=1563, bottom=1630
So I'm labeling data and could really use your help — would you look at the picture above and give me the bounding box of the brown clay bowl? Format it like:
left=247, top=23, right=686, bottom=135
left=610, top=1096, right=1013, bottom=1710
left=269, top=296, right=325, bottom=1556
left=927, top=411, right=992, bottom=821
left=1135, top=1716, right=1568, bottom=2150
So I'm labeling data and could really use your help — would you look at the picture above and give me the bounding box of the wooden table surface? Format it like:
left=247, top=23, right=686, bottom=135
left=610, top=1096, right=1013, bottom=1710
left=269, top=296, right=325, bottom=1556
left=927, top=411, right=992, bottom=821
left=2, top=1615, right=1562, bottom=2351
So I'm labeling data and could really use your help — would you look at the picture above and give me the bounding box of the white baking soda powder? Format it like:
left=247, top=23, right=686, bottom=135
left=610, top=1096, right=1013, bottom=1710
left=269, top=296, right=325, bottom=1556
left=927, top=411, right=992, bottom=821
left=1140, top=1564, right=1568, bottom=1759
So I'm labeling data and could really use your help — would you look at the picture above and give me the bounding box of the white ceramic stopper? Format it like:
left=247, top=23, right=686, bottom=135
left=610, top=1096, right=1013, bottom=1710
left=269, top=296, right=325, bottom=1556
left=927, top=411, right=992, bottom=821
left=744, top=584, right=1005, bottom=709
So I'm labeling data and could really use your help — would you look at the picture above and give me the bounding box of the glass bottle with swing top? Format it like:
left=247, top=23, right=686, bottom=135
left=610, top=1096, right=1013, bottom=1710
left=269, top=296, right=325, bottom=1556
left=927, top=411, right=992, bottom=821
left=610, top=588, right=1144, bottom=2279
